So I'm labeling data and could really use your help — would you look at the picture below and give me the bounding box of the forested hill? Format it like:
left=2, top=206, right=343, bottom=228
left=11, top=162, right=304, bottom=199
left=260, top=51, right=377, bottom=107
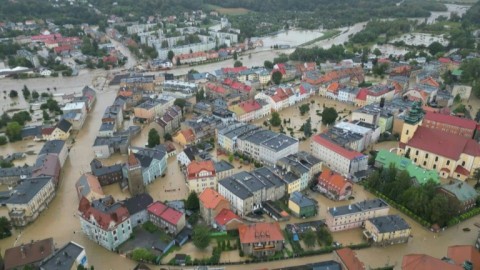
left=462, top=0, right=480, bottom=26
left=205, top=0, right=446, bottom=15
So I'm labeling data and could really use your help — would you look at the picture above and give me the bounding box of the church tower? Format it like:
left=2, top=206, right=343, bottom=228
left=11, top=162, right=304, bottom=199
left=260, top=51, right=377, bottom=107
left=400, top=101, right=424, bottom=144
left=126, top=152, right=145, bottom=196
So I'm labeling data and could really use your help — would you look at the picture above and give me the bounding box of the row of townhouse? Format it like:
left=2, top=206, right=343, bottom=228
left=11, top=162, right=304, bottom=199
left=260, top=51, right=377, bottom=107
left=149, top=105, right=183, bottom=140
left=0, top=140, right=69, bottom=226
left=173, top=115, right=225, bottom=146
left=254, top=83, right=314, bottom=112
left=133, top=94, right=175, bottom=122
left=302, top=66, right=365, bottom=88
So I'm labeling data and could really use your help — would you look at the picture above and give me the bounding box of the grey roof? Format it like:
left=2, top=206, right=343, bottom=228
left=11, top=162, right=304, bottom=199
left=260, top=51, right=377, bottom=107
left=122, top=193, right=153, bottom=215
left=182, top=146, right=199, bottom=161
left=289, top=191, right=317, bottom=208
left=239, top=130, right=298, bottom=152
left=368, top=215, right=410, bottom=233
left=441, top=181, right=478, bottom=202
left=0, top=166, right=33, bottom=178
left=103, top=105, right=121, bottom=119
left=39, top=140, right=65, bottom=156
left=39, top=242, right=85, bottom=270
left=99, top=122, right=115, bottom=132
left=277, top=151, right=321, bottom=177
left=272, top=260, right=341, bottom=270
left=136, top=99, right=161, bottom=110
left=93, top=135, right=129, bottom=147
left=219, top=167, right=284, bottom=200
left=90, top=159, right=123, bottom=177
left=321, top=127, right=364, bottom=148
left=214, top=160, right=234, bottom=173
left=329, top=199, right=389, bottom=217
left=0, top=177, right=52, bottom=204
left=21, top=126, right=42, bottom=139
left=131, top=146, right=167, bottom=168
left=56, top=119, right=72, bottom=133
left=218, top=122, right=259, bottom=139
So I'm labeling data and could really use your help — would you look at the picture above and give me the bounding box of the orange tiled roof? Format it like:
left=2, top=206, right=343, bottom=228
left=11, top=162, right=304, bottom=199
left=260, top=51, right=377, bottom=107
left=239, top=222, right=284, bottom=244
left=402, top=254, right=462, bottom=270
left=447, top=245, right=480, bottom=268
left=187, top=160, right=215, bottom=179
left=318, top=168, right=351, bottom=192
left=335, top=248, right=365, bottom=270
left=199, top=188, right=228, bottom=209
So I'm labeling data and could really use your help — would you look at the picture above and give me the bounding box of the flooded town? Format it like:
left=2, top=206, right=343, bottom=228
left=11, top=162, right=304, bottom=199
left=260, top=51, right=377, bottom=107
left=0, top=1, right=480, bottom=270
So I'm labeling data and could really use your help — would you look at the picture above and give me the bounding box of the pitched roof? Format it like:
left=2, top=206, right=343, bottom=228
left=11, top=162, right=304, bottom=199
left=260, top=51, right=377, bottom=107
left=312, top=134, right=365, bottom=160
left=123, top=193, right=154, bottom=215
left=4, top=238, right=55, bottom=270
left=147, top=201, right=184, bottom=225
left=318, top=168, right=351, bottom=191
left=238, top=222, right=284, bottom=244
left=78, top=196, right=130, bottom=230
left=179, top=128, right=196, bottom=143
left=186, top=160, right=215, bottom=179
left=441, top=182, right=478, bottom=202
left=127, top=152, right=140, bottom=167
left=335, top=248, right=365, bottom=270
left=406, top=126, right=480, bottom=160
left=401, top=254, right=462, bottom=270
left=199, top=188, right=228, bottom=209
left=75, top=173, right=104, bottom=199
left=214, top=208, right=240, bottom=226
left=356, top=88, right=369, bottom=101
left=55, top=119, right=72, bottom=133
left=39, top=241, right=85, bottom=270
left=424, top=111, right=477, bottom=130
left=447, top=245, right=480, bottom=269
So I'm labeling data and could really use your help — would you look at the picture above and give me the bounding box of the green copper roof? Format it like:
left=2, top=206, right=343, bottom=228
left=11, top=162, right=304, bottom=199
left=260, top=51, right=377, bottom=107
left=375, top=149, right=439, bottom=184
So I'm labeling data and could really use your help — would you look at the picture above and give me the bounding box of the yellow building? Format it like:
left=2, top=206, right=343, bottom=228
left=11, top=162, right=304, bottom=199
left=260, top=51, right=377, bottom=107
left=42, top=119, right=72, bottom=141
left=173, top=128, right=196, bottom=146
left=363, top=215, right=411, bottom=246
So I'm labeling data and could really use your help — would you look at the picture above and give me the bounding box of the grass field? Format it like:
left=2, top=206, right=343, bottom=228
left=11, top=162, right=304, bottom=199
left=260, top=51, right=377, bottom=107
left=299, top=29, right=341, bottom=47
left=205, top=4, right=251, bottom=15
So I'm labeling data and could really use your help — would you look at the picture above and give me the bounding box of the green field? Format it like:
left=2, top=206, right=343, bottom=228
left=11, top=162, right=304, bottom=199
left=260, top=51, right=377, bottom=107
left=204, top=4, right=251, bottom=15
left=299, top=30, right=341, bottom=47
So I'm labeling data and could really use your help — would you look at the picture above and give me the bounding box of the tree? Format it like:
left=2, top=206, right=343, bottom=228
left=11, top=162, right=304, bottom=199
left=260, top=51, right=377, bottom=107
left=233, top=51, right=238, bottom=61
left=272, top=70, right=283, bottom=85
left=321, top=107, right=338, bottom=125
left=196, top=89, right=205, bottom=102
left=303, top=229, right=316, bottom=248
left=269, top=112, right=281, bottom=127
left=22, top=85, right=30, bottom=99
left=164, top=133, right=172, bottom=141
left=167, top=50, right=175, bottom=63
left=264, top=60, right=274, bottom=69
left=186, top=192, right=200, bottom=211
left=9, top=90, right=18, bottom=98
left=131, top=248, right=156, bottom=262
left=303, top=117, right=313, bottom=137
left=474, top=168, right=480, bottom=188
left=147, top=128, right=160, bottom=148
left=234, top=60, right=243, bottom=67
left=43, top=110, right=50, bottom=121
left=174, top=98, right=187, bottom=113
left=428, top=41, right=444, bottom=56
left=11, top=111, right=31, bottom=126
left=32, top=90, right=39, bottom=99
left=0, top=136, right=7, bottom=145
left=6, top=122, right=22, bottom=142
left=373, top=48, right=382, bottom=57
left=193, top=225, right=211, bottom=250
left=299, top=104, right=310, bottom=116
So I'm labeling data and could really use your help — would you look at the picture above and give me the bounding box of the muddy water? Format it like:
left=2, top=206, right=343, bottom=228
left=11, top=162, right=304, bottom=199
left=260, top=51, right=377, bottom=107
left=0, top=87, right=138, bottom=270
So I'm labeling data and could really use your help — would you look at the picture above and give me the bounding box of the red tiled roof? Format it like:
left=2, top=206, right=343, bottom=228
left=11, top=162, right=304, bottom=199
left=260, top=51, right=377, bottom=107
left=78, top=197, right=130, bottom=231
left=420, top=77, right=440, bottom=88
left=199, top=188, right=228, bottom=209
left=318, top=168, right=352, bottom=192
left=327, top=82, right=341, bottom=93
left=214, top=208, right=240, bottom=226
left=447, top=245, right=480, bottom=268
left=356, top=88, right=369, bottom=101
left=438, top=57, right=452, bottom=64
left=41, top=127, right=55, bottom=135
left=238, top=222, right=284, bottom=244
left=4, top=238, right=54, bottom=270
left=127, top=152, right=140, bottom=167
left=180, top=128, right=196, bottom=143
left=335, top=248, right=365, bottom=270
left=161, top=207, right=183, bottom=225
left=406, top=126, right=480, bottom=160
left=147, top=201, right=184, bottom=225
left=312, top=134, right=364, bottom=160
left=454, top=165, right=470, bottom=176
left=424, top=111, right=477, bottom=130
left=402, top=254, right=462, bottom=270
left=239, top=100, right=261, bottom=113
left=187, top=160, right=215, bottom=179
left=147, top=201, right=168, bottom=216
left=222, top=66, right=247, bottom=74
left=54, top=45, right=72, bottom=54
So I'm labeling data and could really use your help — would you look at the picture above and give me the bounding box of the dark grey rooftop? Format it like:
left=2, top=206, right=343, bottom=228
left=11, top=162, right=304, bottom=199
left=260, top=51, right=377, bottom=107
left=99, top=122, right=115, bottom=132
left=218, top=122, right=259, bottom=140
left=39, top=140, right=65, bottom=156
left=130, top=146, right=167, bottom=168
left=90, top=159, right=123, bottom=177
left=21, top=126, right=42, bottom=139
left=0, top=177, right=52, bottom=205
left=56, top=119, right=72, bottom=133
left=261, top=133, right=298, bottom=152
left=214, top=160, right=234, bottom=173
left=122, top=193, right=153, bottom=215
left=39, top=242, right=85, bottom=270
left=93, top=135, right=129, bottom=147
left=368, top=214, right=410, bottom=233
left=329, top=198, right=389, bottom=217
left=0, top=166, right=33, bottom=178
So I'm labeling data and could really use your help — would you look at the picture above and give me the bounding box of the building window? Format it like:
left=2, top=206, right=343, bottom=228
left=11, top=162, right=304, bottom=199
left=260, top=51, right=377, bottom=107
left=447, top=160, right=450, bottom=166
left=415, top=150, right=419, bottom=156
left=462, top=161, right=466, bottom=166
left=406, top=130, right=409, bottom=135
left=435, top=157, right=438, bottom=162
left=423, top=161, right=427, bottom=166
left=425, top=153, right=428, bottom=158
